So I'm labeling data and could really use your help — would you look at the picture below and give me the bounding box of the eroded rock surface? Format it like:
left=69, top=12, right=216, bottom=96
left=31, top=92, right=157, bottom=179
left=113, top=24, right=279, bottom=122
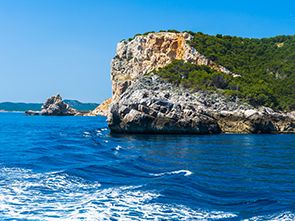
left=108, top=31, right=295, bottom=134
left=86, top=98, right=112, bottom=117
left=108, top=75, right=295, bottom=134
left=26, top=95, right=80, bottom=116
left=41, top=95, right=79, bottom=116
left=111, top=32, right=237, bottom=101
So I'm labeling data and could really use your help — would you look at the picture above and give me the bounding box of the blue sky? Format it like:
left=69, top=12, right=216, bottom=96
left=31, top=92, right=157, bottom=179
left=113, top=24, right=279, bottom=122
left=0, top=0, right=294, bottom=103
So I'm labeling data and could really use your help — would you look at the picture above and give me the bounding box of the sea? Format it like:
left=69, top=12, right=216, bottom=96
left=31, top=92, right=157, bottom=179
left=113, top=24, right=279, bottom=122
left=0, top=112, right=295, bottom=221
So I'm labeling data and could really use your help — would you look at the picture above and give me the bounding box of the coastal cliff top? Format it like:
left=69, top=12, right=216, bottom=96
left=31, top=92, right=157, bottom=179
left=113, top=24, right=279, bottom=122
left=112, top=31, right=295, bottom=111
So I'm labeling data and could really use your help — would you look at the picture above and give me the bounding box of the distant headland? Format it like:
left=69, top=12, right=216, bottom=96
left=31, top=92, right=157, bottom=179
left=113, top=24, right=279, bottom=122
left=0, top=97, right=98, bottom=114
left=23, top=94, right=111, bottom=117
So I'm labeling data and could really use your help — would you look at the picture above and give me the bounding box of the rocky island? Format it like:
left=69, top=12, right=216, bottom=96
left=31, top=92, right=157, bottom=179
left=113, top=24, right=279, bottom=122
left=106, top=31, right=295, bottom=134
left=26, top=95, right=83, bottom=116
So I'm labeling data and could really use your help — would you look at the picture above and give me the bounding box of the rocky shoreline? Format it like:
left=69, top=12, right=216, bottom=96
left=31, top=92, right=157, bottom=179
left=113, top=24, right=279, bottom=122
left=108, top=75, right=295, bottom=134
left=106, top=32, right=295, bottom=134
left=24, top=31, right=295, bottom=133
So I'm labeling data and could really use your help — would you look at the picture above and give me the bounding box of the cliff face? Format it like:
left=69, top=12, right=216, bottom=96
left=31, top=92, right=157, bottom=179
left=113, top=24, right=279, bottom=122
left=108, top=75, right=295, bottom=134
left=86, top=98, right=112, bottom=117
left=108, top=32, right=295, bottom=134
left=111, top=32, right=236, bottom=101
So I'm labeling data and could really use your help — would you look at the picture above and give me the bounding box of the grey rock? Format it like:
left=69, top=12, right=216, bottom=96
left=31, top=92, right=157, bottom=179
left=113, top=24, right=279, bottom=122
left=40, top=94, right=79, bottom=116
left=108, top=75, right=295, bottom=134
left=26, top=95, right=81, bottom=116
left=107, top=31, right=295, bottom=134
left=25, top=110, right=40, bottom=116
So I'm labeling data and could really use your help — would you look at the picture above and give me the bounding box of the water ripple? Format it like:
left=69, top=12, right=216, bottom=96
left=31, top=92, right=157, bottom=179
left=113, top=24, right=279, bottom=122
left=0, top=167, right=236, bottom=221
left=150, top=169, right=193, bottom=177
left=1, top=113, right=295, bottom=220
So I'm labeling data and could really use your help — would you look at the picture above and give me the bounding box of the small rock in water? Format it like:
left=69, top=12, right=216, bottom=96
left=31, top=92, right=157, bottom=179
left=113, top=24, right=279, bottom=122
left=26, top=94, right=81, bottom=116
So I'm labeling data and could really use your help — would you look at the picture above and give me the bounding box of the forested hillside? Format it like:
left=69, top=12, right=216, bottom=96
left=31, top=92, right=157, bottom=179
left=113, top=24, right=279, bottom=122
left=156, top=32, right=295, bottom=110
left=0, top=100, right=98, bottom=112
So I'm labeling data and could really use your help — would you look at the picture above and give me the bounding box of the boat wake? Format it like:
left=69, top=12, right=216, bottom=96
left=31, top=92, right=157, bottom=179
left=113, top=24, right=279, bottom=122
left=0, top=167, right=236, bottom=220
left=244, top=211, right=295, bottom=221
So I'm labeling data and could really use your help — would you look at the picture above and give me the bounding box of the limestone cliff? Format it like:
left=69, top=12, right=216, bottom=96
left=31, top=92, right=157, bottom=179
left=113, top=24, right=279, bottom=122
left=86, top=98, right=112, bottom=117
left=108, top=31, right=295, bottom=134
left=111, top=32, right=237, bottom=101
left=108, top=75, right=295, bottom=134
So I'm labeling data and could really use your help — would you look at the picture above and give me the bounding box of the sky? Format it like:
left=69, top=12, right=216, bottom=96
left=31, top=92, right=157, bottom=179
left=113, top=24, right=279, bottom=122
left=0, top=0, right=294, bottom=103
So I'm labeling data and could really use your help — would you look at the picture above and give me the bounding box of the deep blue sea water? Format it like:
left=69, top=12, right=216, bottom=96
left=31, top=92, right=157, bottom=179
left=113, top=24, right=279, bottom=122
left=0, top=112, right=295, bottom=220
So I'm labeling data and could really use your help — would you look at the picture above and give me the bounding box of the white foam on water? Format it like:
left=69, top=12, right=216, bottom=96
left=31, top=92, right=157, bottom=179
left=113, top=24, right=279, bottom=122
left=83, top=132, right=91, bottom=138
left=96, top=130, right=102, bottom=136
left=150, top=169, right=193, bottom=177
left=115, top=145, right=122, bottom=151
left=245, top=211, right=295, bottom=221
left=0, top=167, right=236, bottom=221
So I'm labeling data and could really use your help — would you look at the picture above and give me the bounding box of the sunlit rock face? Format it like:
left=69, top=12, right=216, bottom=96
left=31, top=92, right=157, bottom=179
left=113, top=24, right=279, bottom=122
left=40, top=95, right=79, bottom=116
left=25, top=95, right=80, bottom=116
left=108, top=74, right=295, bottom=134
left=111, top=32, right=235, bottom=101
left=86, top=98, right=112, bottom=117
left=108, top=31, right=295, bottom=134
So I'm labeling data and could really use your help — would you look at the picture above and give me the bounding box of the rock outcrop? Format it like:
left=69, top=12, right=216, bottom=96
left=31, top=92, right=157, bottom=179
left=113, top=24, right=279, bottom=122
left=86, top=98, right=112, bottom=117
left=108, top=75, right=295, bottom=134
left=26, top=95, right=80, bottom=116
left=108, top=31, right=295, bottom=134
left=111, top=32, right=238, bottom=101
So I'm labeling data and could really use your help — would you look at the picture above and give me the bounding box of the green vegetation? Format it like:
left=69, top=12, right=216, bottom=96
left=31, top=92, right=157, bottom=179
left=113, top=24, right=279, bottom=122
left=127, top=31, right=156, bottom=41
left=155, top=60, right=281, bottom=109
left=156, top=32, right=295, bottom=110
left=0, top=100, right=99, bottom=112
left=126, top=30, right=181, bottom=42
left=63, top=100, right=99, bottom=111
left=0, top=102, right=42, bottom=112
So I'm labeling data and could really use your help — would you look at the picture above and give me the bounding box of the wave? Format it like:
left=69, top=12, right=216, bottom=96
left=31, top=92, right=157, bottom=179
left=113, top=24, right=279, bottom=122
left=114, top=145, right=123, bottom=151
left=150, top=169, right=193, bottom=177
left=0, top=167, right=235, bottom=220
left=83, top=131, right=91, bottom=138
left=244, top=211, right=295, bottom=221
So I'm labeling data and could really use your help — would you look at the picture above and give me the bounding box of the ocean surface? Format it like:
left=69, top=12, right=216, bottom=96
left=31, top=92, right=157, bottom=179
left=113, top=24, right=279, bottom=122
left=0, top=112, right=295, bottom=220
